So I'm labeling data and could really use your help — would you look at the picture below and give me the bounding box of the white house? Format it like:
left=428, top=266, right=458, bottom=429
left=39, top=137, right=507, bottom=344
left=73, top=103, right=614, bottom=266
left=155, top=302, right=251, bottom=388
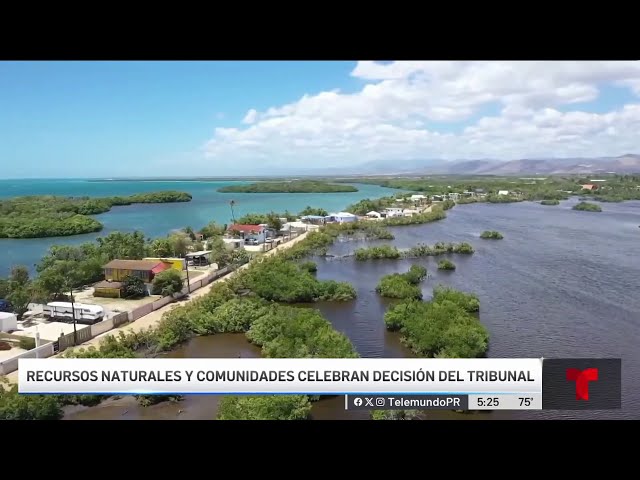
left=222, top=238, right=244, bottom=250
left=366, top=211, right=382, bottom=218
left=384, top=207, right=404, bottom=218
left=498, top=190, right=510, bottom=195
left=326, top=212, right=358, bottom=223
left=448, top=193, right=460, bottom=201
left=228, top=224, right=276, bottom=244
left=410, top=194, right=427, bottom=202
left=0, top=312, right=17, bottom=333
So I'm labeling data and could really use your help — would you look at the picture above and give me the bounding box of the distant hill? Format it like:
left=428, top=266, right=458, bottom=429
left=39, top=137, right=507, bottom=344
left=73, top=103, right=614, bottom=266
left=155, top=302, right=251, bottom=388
left=270, top=154, right=640, bottom=177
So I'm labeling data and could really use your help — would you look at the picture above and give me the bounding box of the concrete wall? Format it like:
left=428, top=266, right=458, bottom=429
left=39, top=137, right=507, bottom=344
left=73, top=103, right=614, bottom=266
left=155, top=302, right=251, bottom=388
left=0, top=342, right=55, bottom=375
left=1, top=264, right=242, bottom=375
left=90, top=317, right=116, bottom=337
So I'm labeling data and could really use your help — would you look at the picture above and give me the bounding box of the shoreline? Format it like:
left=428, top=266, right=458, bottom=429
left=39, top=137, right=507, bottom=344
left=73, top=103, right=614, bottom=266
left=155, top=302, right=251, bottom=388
left=1, top=232, right=310, bottom=387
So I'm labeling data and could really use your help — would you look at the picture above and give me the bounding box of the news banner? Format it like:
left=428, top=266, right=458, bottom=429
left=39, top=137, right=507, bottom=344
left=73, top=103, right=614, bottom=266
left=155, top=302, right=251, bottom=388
left=18, top=358, right=622, bottom=410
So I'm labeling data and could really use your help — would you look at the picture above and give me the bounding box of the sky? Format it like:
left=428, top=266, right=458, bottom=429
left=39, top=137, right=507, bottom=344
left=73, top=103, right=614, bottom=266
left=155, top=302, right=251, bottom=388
left=1, top=60, right=639, bottom=178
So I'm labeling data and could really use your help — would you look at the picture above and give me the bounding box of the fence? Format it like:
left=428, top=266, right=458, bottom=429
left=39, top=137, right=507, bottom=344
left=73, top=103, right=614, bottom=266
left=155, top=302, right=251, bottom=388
left=1, top=246, right=285, bottom=375
left=58, top=326, right=93, bottom=352
left=0, top=342, right=56, bottom=375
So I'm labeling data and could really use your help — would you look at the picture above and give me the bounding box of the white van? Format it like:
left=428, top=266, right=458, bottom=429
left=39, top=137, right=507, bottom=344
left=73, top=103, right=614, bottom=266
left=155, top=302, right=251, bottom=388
left=43, top=302, right=105, bottom=325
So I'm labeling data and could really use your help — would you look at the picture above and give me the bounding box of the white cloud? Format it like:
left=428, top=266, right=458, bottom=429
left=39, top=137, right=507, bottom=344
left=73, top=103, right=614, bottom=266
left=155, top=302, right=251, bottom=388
left=242, top=109, right=258, bottom=124
left=204, top=61, right=640, bottom=170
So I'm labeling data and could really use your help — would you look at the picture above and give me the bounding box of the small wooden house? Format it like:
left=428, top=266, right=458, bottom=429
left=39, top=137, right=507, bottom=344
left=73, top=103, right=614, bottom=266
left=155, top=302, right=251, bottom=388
left=103, top=259, right=171, bottom=283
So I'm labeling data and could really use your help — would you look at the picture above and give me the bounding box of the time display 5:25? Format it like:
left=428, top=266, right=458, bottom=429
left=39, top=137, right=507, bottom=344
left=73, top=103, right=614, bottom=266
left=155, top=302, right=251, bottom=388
left=476, top=397, right=500, bottom=407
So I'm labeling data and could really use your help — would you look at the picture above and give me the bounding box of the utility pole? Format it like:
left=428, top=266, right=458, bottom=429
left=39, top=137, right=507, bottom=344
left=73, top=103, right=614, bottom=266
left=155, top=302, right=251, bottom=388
left=70, top=286, right=77, bottom=345
left=184, top=256, right=191, bottom=293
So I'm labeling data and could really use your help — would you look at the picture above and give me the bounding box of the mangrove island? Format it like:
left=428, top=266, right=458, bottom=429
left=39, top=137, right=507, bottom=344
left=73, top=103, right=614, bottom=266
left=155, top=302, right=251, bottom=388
left=0, top=191, right=192, bottom=239
left=480, top=230, right=504, bottom=239
left=572, top=202, right=602, bottom=212
left=217, top=180, right=358, bottom=193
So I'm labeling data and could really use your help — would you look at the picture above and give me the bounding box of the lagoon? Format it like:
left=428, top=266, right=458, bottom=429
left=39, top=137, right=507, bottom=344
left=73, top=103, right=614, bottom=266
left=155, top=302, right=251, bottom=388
left=0, top=179, right=400, bottom=275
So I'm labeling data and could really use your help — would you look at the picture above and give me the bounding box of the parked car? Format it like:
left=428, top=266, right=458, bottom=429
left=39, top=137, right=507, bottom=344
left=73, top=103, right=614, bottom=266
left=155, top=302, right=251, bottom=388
left=0, top=299, right=13, bottom=313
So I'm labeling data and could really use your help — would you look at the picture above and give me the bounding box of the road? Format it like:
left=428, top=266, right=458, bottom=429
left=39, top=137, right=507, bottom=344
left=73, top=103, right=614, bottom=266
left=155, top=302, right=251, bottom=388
left=1, top=232, right=309, bottom=386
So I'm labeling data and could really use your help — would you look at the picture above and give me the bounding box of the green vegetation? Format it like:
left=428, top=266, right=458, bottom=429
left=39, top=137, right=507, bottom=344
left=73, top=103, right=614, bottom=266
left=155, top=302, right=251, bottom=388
left=151, top=269, right=184, bottom=296
left=573, top=201, right=602, bottom=212
left=355, top=242, right=474, bottom=261
left=355, top=245, right=401, bottom=260
left=405, top=242, right=475, bottom=257
left=298, top=261, right=318, bottom=274
left=480, top=230, right=504, bottom=239
left=235, top=211, right=297, bottom=226
left=339, top=174, right=640, bottom=207
left=382, top=208, right=447, bottom=226
left=241, top=255, right=356, bottom=303
left=218, top=181, right=358, bottom=193
left=121, top=276, right=147, bottom=299
left=1, top=266, right=35, bottom=319
left=218, top=395, right=312, bottom=420
left=371, top=410, right=422, bottom=420
left=0, top=383, right=64, bottom=420
left=18, top=336, right=36, bottom=350
left=432, top=285, right=480, bottom=313
left=324, top=221, right=395, bottom=240
left=437, top=259, right=456, bottom=270
left=299, top=206, right=329, bottom=217
left=346, top=196, right=399, bottom=215
left=376, top=265, right=427, bottom=300
left=0, top=191, right=192, bottom=238
left=540, top=199, right=560, bottom=206
left=384, top=286, right=488, bottom=358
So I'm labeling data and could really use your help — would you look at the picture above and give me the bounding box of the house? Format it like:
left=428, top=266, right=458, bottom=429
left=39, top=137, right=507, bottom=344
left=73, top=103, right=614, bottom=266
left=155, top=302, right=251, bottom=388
left=383, top=207, right=404, bottom=218
left=143, top=257, right=185, bottom=271
left=282, top=221, right=319, bottom=232
left=228, top=224, right=275, bottom=244
left=581, top=184, right=598, bottom=191
left=94, top=280, right=123, bottom=298
left=325, top=212, right=358, bottom=223
left=403, top=208, right=419, bottom=217
left=448, top=193, right=461, bottom=200
left=410, top=194, right=427, bottom=203
left=474, top=188, right=486, bottom=194
left=223, top=238, right=244, bottom=250
left=431, top=195, right=444, bottom=201
left=300, top=215, right=326, bottom=225
left=498, top=190, right=510, bottom=196
left=103, top=259, right=171, bottom=283
left=366, top=211, right=382, bottom=218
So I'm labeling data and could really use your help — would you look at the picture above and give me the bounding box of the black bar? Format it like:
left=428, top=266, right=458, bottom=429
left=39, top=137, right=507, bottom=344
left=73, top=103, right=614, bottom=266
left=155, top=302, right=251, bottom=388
left=346, top=394, right=468, bottom=410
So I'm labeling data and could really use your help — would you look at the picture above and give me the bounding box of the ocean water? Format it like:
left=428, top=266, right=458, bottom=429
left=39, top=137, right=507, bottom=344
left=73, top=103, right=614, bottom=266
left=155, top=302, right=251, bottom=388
left=0, top=179, right=401, bottom=275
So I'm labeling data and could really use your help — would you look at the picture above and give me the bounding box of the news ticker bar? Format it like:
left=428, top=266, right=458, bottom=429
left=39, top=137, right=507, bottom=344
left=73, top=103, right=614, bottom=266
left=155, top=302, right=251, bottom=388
left=346, top=394, right=543, bottom=410
left=18, top=357, right=621, bottom=410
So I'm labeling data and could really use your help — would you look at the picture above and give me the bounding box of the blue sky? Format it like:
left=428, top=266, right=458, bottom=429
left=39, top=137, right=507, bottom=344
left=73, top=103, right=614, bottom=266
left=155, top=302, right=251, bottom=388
left=1, top=61, right=639, bottom=178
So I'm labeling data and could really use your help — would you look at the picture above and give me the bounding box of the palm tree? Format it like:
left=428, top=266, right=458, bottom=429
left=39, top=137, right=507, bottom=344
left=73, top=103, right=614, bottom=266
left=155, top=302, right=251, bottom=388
left=229, top=200, right=236, bottom=224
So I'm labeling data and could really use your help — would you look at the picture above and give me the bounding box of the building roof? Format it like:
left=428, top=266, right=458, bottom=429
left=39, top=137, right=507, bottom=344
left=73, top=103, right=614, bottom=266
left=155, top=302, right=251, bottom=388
left=366, top=211, right=381, bottom=216
left=103, top=259, right=166, bottom=271
left=581, top=184, right=598, bottom=189
left=327, top=212, right=356, bottom=217
left=94, top=280, right=123, bottom=289
left=301, top=215, right=326, bottom=220
left=185, top=250, right=212, bottom=257
left=228, top=224, right=265, bottom=233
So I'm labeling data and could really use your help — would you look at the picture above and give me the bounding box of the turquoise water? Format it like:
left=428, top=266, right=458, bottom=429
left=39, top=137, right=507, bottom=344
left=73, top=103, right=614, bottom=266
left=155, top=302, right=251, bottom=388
left=0, top=179, right=402, bottom=275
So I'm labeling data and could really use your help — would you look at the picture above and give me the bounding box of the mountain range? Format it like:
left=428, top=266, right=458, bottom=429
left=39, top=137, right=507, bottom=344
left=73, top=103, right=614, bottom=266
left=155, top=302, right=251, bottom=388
left=315, top=154, right=640, bottom=176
